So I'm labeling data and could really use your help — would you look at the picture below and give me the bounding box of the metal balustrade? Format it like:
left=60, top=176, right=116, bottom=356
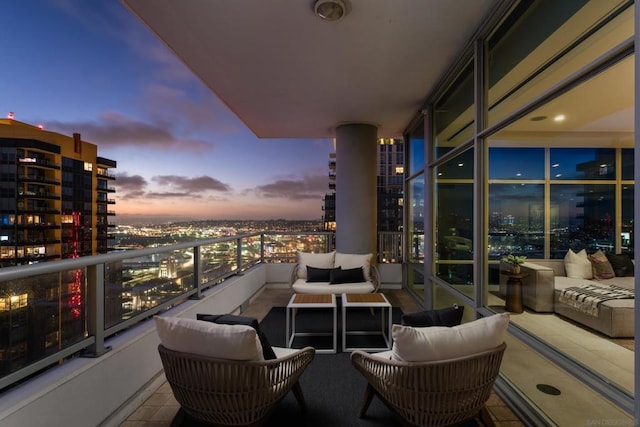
left=0, top=230, right=395, bottom=391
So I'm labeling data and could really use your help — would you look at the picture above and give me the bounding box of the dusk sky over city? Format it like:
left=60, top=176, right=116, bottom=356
left=1, top=0, right=334, bottom=224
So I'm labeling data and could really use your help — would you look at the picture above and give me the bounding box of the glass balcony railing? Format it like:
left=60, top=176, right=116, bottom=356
left=0, top=230, right=397, bottom=391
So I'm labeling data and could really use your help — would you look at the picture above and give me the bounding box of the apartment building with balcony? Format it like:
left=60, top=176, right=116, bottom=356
left=0, top=118, right=118, bottom=376
left=0, top=117, right=117, bottom=267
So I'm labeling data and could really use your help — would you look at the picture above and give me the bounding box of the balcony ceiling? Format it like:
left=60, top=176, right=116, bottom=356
left=121, top=0, right=499, bottom=139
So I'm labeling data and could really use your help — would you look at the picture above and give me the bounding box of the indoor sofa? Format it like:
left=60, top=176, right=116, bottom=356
left=289, top=251, right=380, bottom=294
left=499, top=250, right=634, bottom=338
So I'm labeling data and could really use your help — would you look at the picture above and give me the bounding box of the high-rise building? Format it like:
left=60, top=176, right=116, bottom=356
left=376, top=138, right=404, bottom=232
left=0, top=117, right=117, bottom=267
left=323, top=138, right=404, bottom=232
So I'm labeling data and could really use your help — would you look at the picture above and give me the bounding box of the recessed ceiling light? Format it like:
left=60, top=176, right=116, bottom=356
left=314, top=0, right=347, bottom=21
left=530, top=116, right=547, bottom=122
left=553, top=114, right=566, bottom=122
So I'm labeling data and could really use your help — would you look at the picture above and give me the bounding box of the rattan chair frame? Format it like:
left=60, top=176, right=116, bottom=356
left=158, top=344, right=315, bottom=427
left=350, top=343, right=506, bottom=427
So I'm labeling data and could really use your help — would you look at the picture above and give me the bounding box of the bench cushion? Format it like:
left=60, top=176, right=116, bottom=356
left=291, top=278, right=374, bottom=294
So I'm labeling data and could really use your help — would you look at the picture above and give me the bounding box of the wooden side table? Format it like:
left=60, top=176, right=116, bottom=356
left=501, top=271, right=528, bottom=314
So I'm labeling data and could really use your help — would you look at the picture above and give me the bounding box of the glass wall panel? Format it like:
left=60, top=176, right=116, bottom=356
left=434, top=61, right=474, bottom=151
left=485, top=51, right=634, bottom=401
left=435, top=150, right=474, bottom=296
left=489, top=147, right=544, bottom=179
left=408, top=120, right=424, bottom=176
left=550, top=184, right=615, bottom=257
left=621, top=148, right=634, bottom=180
left=433, top=284, right=474, bottom=323
left=407, top=174, right=424, bottom=263
left=488, top=183, right=545, bottom=260
left=486, top=0, right=633, bottom=126
left=407, top=174, right=424, bottom=298
left=621, top=184, right=633, bottom=255
left=550, top=148, right=615, bottom=180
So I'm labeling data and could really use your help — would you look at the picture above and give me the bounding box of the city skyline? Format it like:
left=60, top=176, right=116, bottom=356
left=1, top=1, right=334, bottom=224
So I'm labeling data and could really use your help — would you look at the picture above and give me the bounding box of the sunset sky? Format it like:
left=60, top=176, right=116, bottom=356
left=1, top=0, right=334, bottom=224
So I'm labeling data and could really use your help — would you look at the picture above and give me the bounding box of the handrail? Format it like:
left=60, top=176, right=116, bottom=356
left=0, top=230, right=397, bottom=391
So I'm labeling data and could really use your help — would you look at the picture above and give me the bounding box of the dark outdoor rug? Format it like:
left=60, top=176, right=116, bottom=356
left=260, top=306, right=404, bottom=426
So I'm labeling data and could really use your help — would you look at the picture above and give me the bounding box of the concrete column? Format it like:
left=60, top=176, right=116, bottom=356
left=335, top=123, right=377, bottom=257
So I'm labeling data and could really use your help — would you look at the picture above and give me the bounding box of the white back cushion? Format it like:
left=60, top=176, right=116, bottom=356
left=155, top=316, right=264, bottom=361
left=297, top=251, right=336, bottom=279
left=335, top=252, right=373, bottom=280
left=391, top=313, right=509, bottom=362
left=564, top=248, right=593, bottom=279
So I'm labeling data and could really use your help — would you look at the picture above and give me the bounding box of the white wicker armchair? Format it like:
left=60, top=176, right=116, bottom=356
left=159, top=344, right=315, bottom=426
left=350, top=343, right=506, bottom=427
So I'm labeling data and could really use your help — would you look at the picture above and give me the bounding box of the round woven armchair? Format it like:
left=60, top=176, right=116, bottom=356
left=350, top=343, right=506, bottom=427
left=158, top=344, right=315, bottom=427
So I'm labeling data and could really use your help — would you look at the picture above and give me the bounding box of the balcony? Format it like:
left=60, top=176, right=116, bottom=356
left=0, top=232, right=374, bottom=424
left=0, top=231, right=564, bottom=426
left=0, top=230, right=521, bottom=426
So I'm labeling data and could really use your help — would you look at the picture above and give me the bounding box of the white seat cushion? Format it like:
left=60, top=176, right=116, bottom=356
left=291, top=278, right=374, bottom=294
left=155, top=316, right=264, bottom=361
left=391, top=313, right=509, bottom=362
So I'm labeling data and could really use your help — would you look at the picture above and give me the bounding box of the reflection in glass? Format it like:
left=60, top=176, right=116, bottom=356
left=434, top=61, right=474, bottom=150
left=621, top=184, right=634, bottom=256
left=434, top=148, right=474, bottom=179
left=486, top=1, right=633, bottom=126
left=1, top=271, right=87, bottom=377
left=435, top=150, right=474, bottom=291
left=489, top=148, right=544, bottom=180
left=408, top=120, right=424, bottom=176
left=549, top=184, right=615, bottom=258
left=407, top=175, right=424, bottom=263
left=622, top=148, right=634, bottom=180
left=407, top=174, right=425, bottom=299
left=488, top=184, right=545, bottom=260
left=550, top=148, right=615, bottom=180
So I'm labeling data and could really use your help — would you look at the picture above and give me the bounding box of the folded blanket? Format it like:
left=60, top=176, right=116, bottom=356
left=558, top=284, right=634, bottom=316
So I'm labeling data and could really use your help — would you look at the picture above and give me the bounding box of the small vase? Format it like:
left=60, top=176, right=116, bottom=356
left=512, top=265, right=521, bottom=275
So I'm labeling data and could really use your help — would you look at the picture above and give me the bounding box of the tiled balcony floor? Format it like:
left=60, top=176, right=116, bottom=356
left=120, top=288, right=525, bottom=427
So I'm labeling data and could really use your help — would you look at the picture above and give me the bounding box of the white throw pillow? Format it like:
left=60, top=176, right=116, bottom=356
left=297, top=251, right=336, bottom=279
left=335, top=252, right=373, bottom=280
left=154, top=316, right=264, bottom=361
left=564, top=248, right=593, bottom=279
left=391, top=313, right=509, bottom=362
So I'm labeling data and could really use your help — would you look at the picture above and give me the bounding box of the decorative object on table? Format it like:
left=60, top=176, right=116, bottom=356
left=502, top=253, right=526, bottom=275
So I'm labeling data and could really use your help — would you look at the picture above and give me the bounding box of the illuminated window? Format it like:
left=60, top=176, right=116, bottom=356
left=84, top=162, right=93, bottom=172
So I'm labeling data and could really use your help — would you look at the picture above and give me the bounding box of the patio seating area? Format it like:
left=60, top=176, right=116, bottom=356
left=120, top=288, right=525, bottom=426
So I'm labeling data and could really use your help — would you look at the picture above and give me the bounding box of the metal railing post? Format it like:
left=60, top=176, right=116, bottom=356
left=84, top=263, right=111, bottom=357
left=190, top=245, right=203, bottom=299
left=236, top=236, right=243, bottom=274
